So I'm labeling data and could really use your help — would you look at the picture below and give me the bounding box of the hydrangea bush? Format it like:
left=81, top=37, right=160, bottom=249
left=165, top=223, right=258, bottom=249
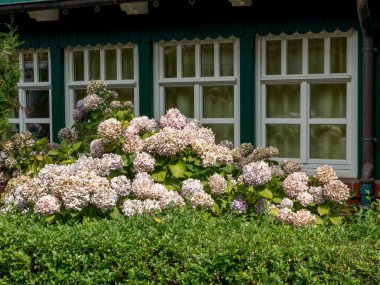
left=0, top=80, right=354, bottom=226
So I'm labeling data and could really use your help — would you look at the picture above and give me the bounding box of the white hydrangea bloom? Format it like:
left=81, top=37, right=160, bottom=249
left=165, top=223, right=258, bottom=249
left=110, top=175, right=132, bottom=197
left=242, top=161, right=272, bottom=186
left=34, top=195, right=61, bottom=215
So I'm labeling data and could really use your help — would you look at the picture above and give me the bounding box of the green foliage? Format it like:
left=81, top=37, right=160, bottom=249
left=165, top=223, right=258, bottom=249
left=0, top=79, right=358, bottom=228
left=0, top=209, right=379, bottom=284
left=47, top=140, right=83, bottom=165
left=72, top=89, right=134, bottom=154
left=0, top=132, right=53, bottom=178
left=0, top=21, right=23, bottom=139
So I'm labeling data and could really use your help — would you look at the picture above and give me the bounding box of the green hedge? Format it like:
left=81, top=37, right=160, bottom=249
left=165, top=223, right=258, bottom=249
left=0, top=209, right=379, bottom=284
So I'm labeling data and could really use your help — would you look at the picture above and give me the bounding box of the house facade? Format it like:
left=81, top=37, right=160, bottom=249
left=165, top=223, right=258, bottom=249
left=0, top=0, right=379, bottom=205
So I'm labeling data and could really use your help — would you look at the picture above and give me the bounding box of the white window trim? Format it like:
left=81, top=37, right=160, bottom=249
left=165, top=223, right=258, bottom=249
left=12, top=50, right=52, bottom=141
left=153, top=37, right=240, bottom=146
left=255, top=30, right=358, bottom=178
left=64, top=44, right=139, bottom=128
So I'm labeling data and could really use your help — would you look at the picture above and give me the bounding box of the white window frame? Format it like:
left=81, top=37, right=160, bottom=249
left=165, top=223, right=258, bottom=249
left=10, top=49, right=52, bottom=141
left=153, top=37, right=240, bottom=146
left=255, top=30, right=358, bottom=178
left=64, top=44, right=139, bottom=128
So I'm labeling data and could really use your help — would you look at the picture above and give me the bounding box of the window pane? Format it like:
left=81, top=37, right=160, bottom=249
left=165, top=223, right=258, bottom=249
left=182, top=45, right=195, bottom=77
left=287, top=39, right=302, bottom=74
left=89, top=50, right=100, bottom=80
left=220, top=43, right=234, bottom=76
left=164, top=86, right=194, bottom=118
left=73, top=51, right=84, bottom=81
left=310, top=124, right=346, bottom=159
left=25, top=90, right=49, bottom=118
left=266, top=40, right=281, bottom=75
left=164, top=46, right=177, bottom=78
left=23, top=52, right=34, bottom=82
left=74, top=89, right=86, bottom=108
left=27, top=123, right=50, bottom=139
left=266, top=84, right=300, bottom=118
left=266, top=124, right=300, bottom=158
left=9, top=106, right=19, bottom=118
left=308, top=38, right=324, bottom=74
left=203, top=86, right=234, bottom=118
left=7, top=123, right=19, bottom=138
left=310, top=83, right=346, bottom=118
left=113, top=88, right=134, bottom=103
left=201, top=44, right=214, bottom=77
left=105, top=49, right=117, bottom=80
left=331, top=37, right=347, bottom=73
left=203, top=124, right=234, bottom=144
left=38, top=52, right=49, bottom=82
left=122, top=48, right=134, bottom=79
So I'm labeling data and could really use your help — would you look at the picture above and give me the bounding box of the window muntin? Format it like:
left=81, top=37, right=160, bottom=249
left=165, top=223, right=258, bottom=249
left=256, top=31, right=357, bottom=177
left=65, top=44, right=139, bottom=128
left=154, top=38, right=240, bottom=146
left=9, top=50, right=52, bottom=140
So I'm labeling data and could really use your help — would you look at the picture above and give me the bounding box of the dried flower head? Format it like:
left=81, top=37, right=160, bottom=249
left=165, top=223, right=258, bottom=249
left=242, top=161, right=272, bottom=186
left=323, top=180, right=350, bottom=203
left=280, top=160, right=302, bottom=174
left=314, top=165, right=338, bottom=185
left=87, top=79, right=107, bottom=94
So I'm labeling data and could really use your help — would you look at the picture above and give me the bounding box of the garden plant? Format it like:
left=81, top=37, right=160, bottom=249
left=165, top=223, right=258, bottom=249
left=0, top=80, right=379, bottom=284
left=0, top=21, right=23, bottom=140
left=0, top=79, right=356, bottom=227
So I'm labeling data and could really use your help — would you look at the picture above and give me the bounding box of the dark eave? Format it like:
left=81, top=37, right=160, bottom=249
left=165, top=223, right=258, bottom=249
left=0, top=0, right=144, bottom=14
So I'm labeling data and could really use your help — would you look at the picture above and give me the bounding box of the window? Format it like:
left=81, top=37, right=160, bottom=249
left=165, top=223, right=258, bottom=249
left=9, top=50, right=52, bottom=140
left=65, top=44, right=138, bottom=128
left=256, top=31, right=358, bottom=177
left=154, top=38, right=240, bottom=146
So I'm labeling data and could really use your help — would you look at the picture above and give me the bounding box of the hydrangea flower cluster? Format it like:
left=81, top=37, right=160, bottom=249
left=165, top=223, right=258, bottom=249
left=0, top=80, right=354, bottom=227
left=231, top=195, right=248, bottom=214
left=97, top=118, right=122, bottom=142
left=86, top=79, right=107, bottom=94
left=180, top=178, right=214, bottom=209
left=57, top=127, right=77, bottom=143
left=133, top=152, right=155, bottom=173
left=242, top=161, right=272, bottom=186
left=122, top=133, right=144, bottom=154
left=122, top=173, right=185, bottom=217
left=160, top=108, right=188, bottom=130
left=90, top=139, right=106, bottom=158
left=126, top=116, right=157, bottom=135
left=314, top=165, right=338, bottom=185
left=0, top=131, right=47, bottom=182
left=144, top=127, right=188, bottom=156
left=280, top=160, right=302, bottom=174
left=208, top=173, right=227, bottom=196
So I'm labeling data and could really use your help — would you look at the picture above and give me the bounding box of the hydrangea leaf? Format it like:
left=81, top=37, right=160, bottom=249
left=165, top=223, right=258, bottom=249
left=151, top=170, right=167, bottom=182
left=315, top=216, right=324, bottom=225
left=169, top=162, right=186, bottom=178
left=109, top=207, right=121, bottom=219
left=317, top=205, right=331, bottom=216
left=154, top=217, right=162, bottom=223
left=260, top=188, right=273, bottom=199
left=272, top=197, right=282, bottom=204
left=48, top=149, right=61, bottom=156
left=44, top=215, right=56, bottom=223
left=329, top=215, right=343, bottom=225
left=269, top=207, right=279, bottom=216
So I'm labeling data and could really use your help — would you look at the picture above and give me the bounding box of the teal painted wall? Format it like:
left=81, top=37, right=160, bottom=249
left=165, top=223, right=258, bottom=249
left=50, top=47, right=65, bottom=143
left=1, top=0, right=375, bottom=179
left=138, top=41, right=153, bottom=117
left=239, top=36, right=254, bottom=145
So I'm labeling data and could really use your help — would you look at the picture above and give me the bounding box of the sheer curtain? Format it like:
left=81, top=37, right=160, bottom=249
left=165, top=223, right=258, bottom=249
left=310, top=83, right=346, bottom=159
left=266, top=84, right=300, bottom=158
